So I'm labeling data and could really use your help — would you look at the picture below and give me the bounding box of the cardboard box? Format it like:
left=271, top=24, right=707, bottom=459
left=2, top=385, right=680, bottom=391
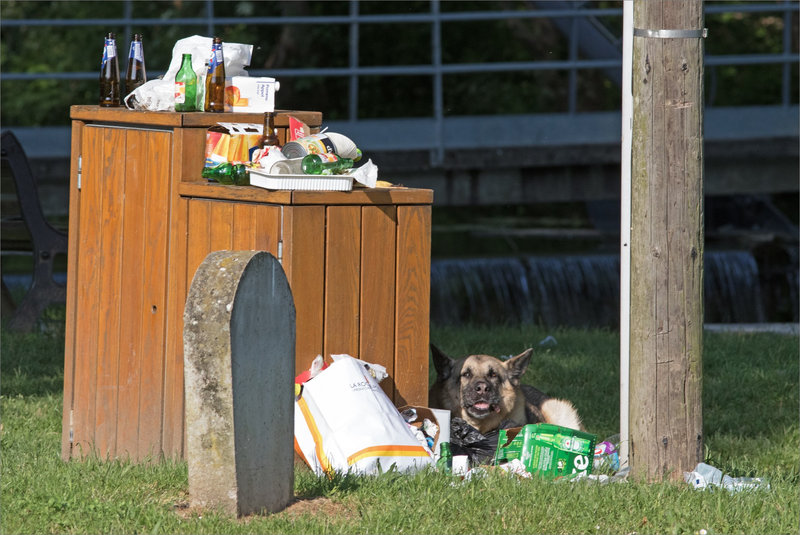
left=225, top=76, right=279, bottom=113
left=494, top=423, right=596, bottom=479
left=398, top=405, right=444, bottom=456
left=204, top=122, right=262, bottom=166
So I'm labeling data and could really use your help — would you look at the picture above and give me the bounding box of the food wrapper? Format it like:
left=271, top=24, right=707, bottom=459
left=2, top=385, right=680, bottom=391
left=205, top=123, right=262, bottom=166
left=288, top=116, right=311, bottom=142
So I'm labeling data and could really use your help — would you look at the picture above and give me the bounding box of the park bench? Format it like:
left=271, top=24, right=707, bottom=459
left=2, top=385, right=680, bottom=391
left=1, top=130, right=68, bottom=331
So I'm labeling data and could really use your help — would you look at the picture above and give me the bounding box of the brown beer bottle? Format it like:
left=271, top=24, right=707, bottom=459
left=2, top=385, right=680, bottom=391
left=204, top=37, right=226, bottom=112
left=99, top=32, right=120, bottom=107
left=258, top=112, right=281, bottom=150
left=125, top=33, right=146, bottom=94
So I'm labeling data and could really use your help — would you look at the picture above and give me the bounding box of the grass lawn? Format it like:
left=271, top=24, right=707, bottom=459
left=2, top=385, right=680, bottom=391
left=1, top=319, right=798, bottom=534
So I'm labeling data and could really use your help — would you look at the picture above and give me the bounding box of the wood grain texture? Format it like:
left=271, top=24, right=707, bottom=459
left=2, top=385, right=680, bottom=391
left=178, top=128, right=210, bottom=183
left=72, top=126, right=105, bottom=458
left=231, top=203, right=258, bottom=250
left=64, top=109, right=433, bottom=461
left=162, top=130, right=189, bottom=459
left=186, top=201, right=213, bottom=292
left=93, top=126, right=126, bottom=459
left=209, top=200, right=235, bottom=251
left=70, top=106, right=322, bottom=130
left=323, top=206, right=362, bottom=360
left=62, top=120, right=84, bottom=460
left=359, top=205, right=397, bottom=400
left=116, top=128, right=148, bottom=460
left=292, top=188, right=434, bottom=206
left=177, top=182, right=432, bottom=206
left=629, top=0, right=704, bottom=482
left=394, top=205, right=431, bottom=407
left=282, top=206, right=325, bottom=373
left=137, top=130, right=171, bottom=460
left=252, top=204, right=281, bottom=255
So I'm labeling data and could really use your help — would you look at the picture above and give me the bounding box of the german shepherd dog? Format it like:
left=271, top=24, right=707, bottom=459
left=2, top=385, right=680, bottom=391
left=428, top=344, right=583, bottom=435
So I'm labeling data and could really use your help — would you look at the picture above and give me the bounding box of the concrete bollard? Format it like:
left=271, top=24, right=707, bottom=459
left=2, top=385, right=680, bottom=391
left=183, top=251, right=295, bottom=516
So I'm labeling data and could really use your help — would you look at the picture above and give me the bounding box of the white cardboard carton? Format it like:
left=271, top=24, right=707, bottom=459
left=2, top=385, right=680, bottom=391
left=225, top=76, right=279, bottom=113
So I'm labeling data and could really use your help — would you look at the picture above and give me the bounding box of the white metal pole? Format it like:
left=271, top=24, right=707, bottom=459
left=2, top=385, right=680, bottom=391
left=619, top=0, right=633, bottom=472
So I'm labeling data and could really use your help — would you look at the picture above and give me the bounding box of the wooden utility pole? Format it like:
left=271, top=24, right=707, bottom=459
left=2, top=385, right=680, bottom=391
left=629, top=0, right=705, bottom=481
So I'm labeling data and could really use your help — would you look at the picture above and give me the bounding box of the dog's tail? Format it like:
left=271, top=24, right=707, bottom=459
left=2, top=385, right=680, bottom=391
left=541, top=398, right=584, bottom=431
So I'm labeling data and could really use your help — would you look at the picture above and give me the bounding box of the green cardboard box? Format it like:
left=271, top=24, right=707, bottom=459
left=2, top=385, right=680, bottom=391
left=493, top=423, right=596, bottom=479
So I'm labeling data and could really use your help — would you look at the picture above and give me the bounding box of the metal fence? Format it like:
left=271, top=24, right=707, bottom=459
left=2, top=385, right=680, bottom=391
left=2, top=0, right=798, bottom=162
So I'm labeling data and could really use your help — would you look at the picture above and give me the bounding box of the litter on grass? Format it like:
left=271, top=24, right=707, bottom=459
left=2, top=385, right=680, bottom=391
left=684, top=462, right=770, bottom=492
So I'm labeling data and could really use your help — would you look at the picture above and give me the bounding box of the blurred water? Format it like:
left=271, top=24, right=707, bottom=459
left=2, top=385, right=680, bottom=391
left=430, top=250, right=794, bottom=327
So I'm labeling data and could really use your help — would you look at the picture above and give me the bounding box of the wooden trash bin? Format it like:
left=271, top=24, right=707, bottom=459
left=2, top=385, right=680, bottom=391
left=62, top=106, right=433, bottom=462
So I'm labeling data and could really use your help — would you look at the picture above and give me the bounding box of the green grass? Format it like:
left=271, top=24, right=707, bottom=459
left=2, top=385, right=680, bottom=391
left=2, top=320, right=798, bottom=534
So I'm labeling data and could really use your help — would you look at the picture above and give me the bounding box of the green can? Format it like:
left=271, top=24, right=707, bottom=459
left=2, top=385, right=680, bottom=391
left=493, top=423, right=596, bottom=479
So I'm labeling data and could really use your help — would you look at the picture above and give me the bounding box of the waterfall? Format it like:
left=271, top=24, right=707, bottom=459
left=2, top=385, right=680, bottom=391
left=430, top=250, right=793, bottom=327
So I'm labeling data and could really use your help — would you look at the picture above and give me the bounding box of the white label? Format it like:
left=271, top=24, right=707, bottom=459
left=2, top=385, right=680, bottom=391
left=572, top=454, right=590, bottom=472
left=174, top=82, right=185, bottom=103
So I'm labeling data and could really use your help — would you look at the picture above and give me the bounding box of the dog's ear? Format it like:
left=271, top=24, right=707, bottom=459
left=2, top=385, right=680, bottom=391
left=430, top=343, right=455, bottom=381
left=504, top=348, right=533, bottom=380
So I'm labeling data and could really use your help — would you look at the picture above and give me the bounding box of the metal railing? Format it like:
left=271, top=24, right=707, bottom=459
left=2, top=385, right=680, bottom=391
left=2, top=0, right=798, bottom=162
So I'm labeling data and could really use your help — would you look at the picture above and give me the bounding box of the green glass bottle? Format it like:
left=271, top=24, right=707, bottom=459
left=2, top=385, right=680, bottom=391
left=202, top=162, right=249, bottom=185
left=301, top=153, right=355, bottom=175
left=436, top=442, right=453, bottom=473
left=174, top=53, right=197, bottom=112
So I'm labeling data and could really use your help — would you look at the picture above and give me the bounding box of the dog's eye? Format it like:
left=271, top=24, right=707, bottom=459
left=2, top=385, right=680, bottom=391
left=461, top=370, right=472, bottom=379
left=488, top=369, right=497, bottom=379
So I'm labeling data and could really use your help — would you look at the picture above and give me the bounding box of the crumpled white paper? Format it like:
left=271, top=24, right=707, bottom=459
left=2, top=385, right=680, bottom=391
left=350, top=159, right=378, bottom=188
left=124, top=35, right=253, bottom=111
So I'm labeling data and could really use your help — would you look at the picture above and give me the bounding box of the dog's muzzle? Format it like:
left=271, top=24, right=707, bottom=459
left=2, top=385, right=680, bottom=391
left=463, top=380, right=501, bottom=419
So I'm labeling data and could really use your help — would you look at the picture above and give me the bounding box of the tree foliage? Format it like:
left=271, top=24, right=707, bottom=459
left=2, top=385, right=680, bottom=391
left=0, top=0, right=796, bottom=127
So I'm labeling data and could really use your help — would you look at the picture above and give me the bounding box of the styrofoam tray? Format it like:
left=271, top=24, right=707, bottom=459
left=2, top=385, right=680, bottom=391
left=249, top=170, right=354, bottom=191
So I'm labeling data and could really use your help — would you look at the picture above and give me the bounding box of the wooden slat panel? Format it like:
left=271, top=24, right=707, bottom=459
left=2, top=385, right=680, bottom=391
left=179, top=109, right=322, bottom=128
left=253, top=204, right=281, bottom=256
left=94, top=126, right=127, bottom=458
left=70, top=106, right=183, bottom=126
left=394, top=205, right=431, bottom=407
left=72, top=126, right=106, bottom=457
left=70, top=105, right=322, bottom=130
left=231, top=203, right=258, bottom=250
left=186, top=201, right=213, bottom=294
left=162, top=191, right=188, bottom=459
left=359, top=205, right=397, bottom=400
left=208, top=200, right=235, bottom=252
left=282, top=206, right=325, bottom=373
left=323, top=206, right=361, bottom=360
left=116, top=129, right=148, bottom=460
left=291, top=188, right=434, bottom=206
left=62, top=120, right=84, bottom=460
left=137, top=130, right=172, bottom=460
left=178, top=128, right=211, bottom=183
left=177, top=182, right=432, bottom=206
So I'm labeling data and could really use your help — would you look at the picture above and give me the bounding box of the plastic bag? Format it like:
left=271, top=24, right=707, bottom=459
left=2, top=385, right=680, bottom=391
left=294, top=354, right=433, bottom=477
left=449, top=417, right=505, bottom=465
left=125, top=35, right=253, bottom=111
